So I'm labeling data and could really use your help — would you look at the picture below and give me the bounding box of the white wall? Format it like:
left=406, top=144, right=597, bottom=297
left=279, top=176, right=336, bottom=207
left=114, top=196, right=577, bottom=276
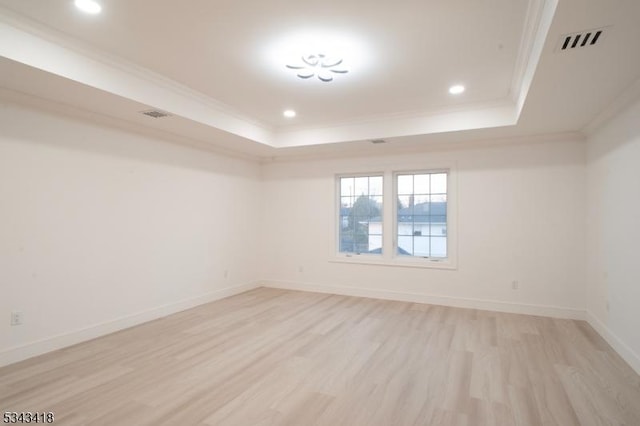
left=0, top=98, right=261, bottom=366
left=586, top=97, right=640, bottom=373
left=0, top=94, right=604, bottom=368
left=260, top=138, right=586, bottom=317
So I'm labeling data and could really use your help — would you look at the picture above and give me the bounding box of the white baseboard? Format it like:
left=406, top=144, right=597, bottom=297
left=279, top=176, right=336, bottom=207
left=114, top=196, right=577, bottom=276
left=260, top=280, right=586, bottom=320
left=586, top=311, right=640, bottom=375
left=0, top=282, right=259, bottom=368
left=4, top=280, right=639, bottom=377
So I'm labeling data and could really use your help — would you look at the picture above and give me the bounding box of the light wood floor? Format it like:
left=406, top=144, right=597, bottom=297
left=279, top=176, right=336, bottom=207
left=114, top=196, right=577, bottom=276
left=1, top=288, right=640, bottom=425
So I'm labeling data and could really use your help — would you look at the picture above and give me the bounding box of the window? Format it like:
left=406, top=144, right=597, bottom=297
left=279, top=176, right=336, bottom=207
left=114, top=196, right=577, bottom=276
left=333, top=166, right=455, bottom=269
left=338, top=175, right=383, bottom=254
left=396, top=172, right=447, bottom=258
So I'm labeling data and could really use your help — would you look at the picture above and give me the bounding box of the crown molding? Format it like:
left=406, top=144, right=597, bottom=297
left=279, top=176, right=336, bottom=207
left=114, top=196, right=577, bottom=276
left=511, top=0, right=554, bottom=104
left=0, top=6, right=270, bottom=130
left=0, top=86, right=266, bottom=163
left=260, top=131, right=585, bottom=164
left=0, top=6, right=275, bottom=145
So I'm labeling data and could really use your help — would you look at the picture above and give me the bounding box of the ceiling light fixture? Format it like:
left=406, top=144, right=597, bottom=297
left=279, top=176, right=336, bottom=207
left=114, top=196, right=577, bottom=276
left=449, top=85, right=465, bottom=95
left=263, top=30, right=371, bottom=82
left=286, top=54, right=348, bottom=82
left=74, top=0, right=102, bottom=14
left=283, top=110, right=296, bottom=118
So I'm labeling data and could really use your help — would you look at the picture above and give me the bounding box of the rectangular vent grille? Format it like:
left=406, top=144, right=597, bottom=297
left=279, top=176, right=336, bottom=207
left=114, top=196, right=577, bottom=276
left=557, top=27, right=607, bottom=52
left=140, top=109, right=171, bottom=118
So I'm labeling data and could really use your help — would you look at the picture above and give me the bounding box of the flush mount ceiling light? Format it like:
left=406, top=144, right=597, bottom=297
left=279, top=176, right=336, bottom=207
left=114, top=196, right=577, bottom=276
left=449, top=84, right=465, bottom=95
left=262, top=29, right=372, bottom=82
left=286, top=54, right=348, bottom=82
left=283, top=109, right=296, bottom=118
left=74, top=0, right=102, bottom=14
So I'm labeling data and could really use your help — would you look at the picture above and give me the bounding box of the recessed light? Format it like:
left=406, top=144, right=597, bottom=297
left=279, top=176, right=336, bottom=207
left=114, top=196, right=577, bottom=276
left=74, top=0, right=102, bottom=14
left=283, top=110, right=296, bottom=118
left=449, top=85, right=465, bottom=95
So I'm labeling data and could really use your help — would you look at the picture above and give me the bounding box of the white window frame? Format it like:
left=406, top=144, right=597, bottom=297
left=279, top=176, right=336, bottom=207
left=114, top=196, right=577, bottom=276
left=331, top=164, right=457, bottom=270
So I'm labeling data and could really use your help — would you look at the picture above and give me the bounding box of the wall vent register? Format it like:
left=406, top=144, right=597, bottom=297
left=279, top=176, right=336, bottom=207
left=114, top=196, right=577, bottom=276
left=558, top=27, right=607, bottom=51
left=140, top=110, right=172, bottom=119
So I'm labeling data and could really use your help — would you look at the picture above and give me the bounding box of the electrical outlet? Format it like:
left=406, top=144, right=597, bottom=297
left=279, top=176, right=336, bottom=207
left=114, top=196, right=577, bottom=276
left=10, top=311, right=23, bottom=326
left=511, top=280, right=519, bottom=290
left=224, top=269, right=229, bottom=279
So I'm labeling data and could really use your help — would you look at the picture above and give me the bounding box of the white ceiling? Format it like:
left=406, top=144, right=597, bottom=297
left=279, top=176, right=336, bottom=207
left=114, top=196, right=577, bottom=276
left=0, top=0, right=639, bottom=160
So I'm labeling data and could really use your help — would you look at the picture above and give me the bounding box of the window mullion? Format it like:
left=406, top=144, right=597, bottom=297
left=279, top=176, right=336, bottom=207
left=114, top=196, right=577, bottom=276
left=384, top=171, right=394, bottom=259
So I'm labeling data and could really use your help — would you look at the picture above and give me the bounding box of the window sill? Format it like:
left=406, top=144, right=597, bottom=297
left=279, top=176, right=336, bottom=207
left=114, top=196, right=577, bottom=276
left=329, top=255, right=457, bottom=270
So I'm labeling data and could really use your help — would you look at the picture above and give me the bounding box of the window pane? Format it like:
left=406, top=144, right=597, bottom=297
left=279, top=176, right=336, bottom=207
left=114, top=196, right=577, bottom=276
left=397, top=175, right=413, bottom=195
left=353, top=196, right=372, bottom=215
left=369, top=221, right=383, bottom=236
left=398, top=236, right=413, bottom=255
left=430, top=198, right=447, bottom=214
left=413, top=236, right=430, bottom=256
left=340, top=215, right=352, bottom=231
left=340, top=177, right=354, bottom=197
left=414, top=174, right=430, bottom=194
left=430, top=237, right=447, bottom=257
left=397, top=222, right=413, bottom=236
left=430, top=215, right=446, bottom=225
left=369, top=235, right=383, bottom=252
left=430, top=193, right=447, bottom=203
left=413, top=216, right=429, bottom=234
left=353, top=219, right=369, bottom=253
left=353, top=216, right=369, bottom=227
left=354, top=177, right=369, bottom=196
left=370, top=196, right=383, bottom=217
left=341, top=196, right=353, bottom=208
left=413, top=196, right=429, bottom=213
left=431, top=173, right=447, bottom=194
left=354, top=242, right=369, bottom=254
left=370, top=176, right=383, bottom=196
left=433, top=223, right=447, bottom=237
left=340, top=237, right=354, bottom=252
left=398, top=195, right=413, bottom=211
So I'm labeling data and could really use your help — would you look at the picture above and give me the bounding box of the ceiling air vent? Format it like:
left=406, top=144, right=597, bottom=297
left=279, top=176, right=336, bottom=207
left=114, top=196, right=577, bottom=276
left=557, top=27, right=607, bottom=52
left=140, top=109, right=171, bottom=119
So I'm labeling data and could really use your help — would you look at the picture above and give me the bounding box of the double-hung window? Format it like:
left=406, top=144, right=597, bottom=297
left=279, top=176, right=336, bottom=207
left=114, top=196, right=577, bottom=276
left=335, top=168, right=454, bottom=268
